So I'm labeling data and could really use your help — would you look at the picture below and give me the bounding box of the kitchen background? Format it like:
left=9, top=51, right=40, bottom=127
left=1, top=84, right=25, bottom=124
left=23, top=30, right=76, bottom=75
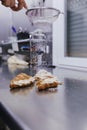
left=0, top=0, right=54, bottom=66
left=2, top=0, right=87, bottom=69
left=0, top=0, right=52, bottom=40
left=0, top=0, right=65, bottom=68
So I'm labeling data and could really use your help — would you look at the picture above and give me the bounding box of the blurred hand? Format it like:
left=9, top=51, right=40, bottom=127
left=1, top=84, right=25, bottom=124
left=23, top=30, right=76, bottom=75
left=1, top=0, right=28, bottom=11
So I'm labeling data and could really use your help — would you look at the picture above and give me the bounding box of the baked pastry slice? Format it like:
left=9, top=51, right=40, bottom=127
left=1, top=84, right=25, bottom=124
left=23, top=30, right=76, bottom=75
left=34, top=69, right=62, bottom=91
left=36, top=76, right=61, bottom=91
left=34, top=69, right=54, bottom=81
left=10, top=73, right=35, bottom=89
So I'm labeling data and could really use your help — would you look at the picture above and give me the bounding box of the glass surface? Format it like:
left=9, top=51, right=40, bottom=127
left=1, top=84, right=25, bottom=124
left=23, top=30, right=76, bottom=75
left=67, top=0, right=87, bottom=58
left=26, top=7, right=61, bottom=66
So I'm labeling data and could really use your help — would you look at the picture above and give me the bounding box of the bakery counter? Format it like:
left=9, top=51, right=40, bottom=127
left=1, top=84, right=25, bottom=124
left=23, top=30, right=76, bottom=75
left=0, top=62, right=87, bottom=130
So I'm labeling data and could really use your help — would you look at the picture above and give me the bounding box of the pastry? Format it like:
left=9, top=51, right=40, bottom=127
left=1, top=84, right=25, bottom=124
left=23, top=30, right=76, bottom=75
left=10, top=73, right=35, bottom=89
left=7, top=55, right=28, bottom=65
left=34, top=69, right=53, bottom=81
left=35, top=69, right=62, bottom=91
left=36, top=77, right=59, bottom=91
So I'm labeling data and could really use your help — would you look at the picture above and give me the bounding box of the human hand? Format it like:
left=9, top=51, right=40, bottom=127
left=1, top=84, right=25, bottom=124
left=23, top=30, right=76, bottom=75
left=1, top=0, right=28, bottom=11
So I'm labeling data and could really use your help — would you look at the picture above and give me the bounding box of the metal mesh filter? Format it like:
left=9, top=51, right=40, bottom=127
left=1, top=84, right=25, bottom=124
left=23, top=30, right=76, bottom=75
left=26, top=7, right=61, bottom=25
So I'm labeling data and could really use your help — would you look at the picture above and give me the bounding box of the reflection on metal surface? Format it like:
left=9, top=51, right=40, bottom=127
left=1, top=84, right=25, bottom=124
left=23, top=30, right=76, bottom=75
left=36, top=87, right=58, bottom=95
left=10, top=85, right=34, bottom=96
left=10, top=85, right=58, bottom=96
left=64, top=77, right=87, bottom=130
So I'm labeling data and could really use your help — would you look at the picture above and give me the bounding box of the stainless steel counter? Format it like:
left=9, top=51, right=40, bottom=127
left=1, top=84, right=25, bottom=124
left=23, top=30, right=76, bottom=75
left=0, top=62, right=87, bottom=130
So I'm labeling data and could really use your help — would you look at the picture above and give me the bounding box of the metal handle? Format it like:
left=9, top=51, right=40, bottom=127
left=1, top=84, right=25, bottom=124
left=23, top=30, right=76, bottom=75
left=2, top=38, right=46, bottom=45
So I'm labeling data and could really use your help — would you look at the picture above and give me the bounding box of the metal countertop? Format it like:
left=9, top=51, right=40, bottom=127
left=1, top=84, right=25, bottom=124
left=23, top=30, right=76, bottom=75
left=0, top=62, right=87, bottom=130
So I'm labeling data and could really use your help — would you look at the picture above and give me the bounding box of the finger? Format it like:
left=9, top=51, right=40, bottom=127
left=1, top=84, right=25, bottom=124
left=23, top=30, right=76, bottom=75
left=11, top=0, right=28, bottom=11
left=22, top=0, right=28, bottom=9
left=11, top=2, right=23, bottom=11
left=1, top=0, right=11, bottom=7
left=10, top=0, right=15, bottom=7
left=17, top=0, right=28, bottom=9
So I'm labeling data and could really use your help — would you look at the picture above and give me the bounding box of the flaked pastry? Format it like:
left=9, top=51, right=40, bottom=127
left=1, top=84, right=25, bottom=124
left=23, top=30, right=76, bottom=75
left=10, top=70, right=62, bottom=90
left=10, top=73, right=35, bottom=89
left=35, top=69, right=62, bottom=91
